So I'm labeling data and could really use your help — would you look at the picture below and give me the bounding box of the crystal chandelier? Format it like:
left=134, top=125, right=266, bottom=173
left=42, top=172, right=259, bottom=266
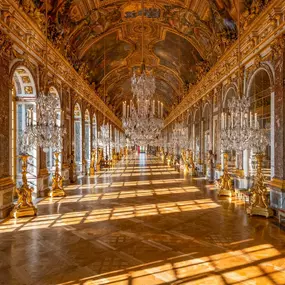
left=25, top=91, right=66, bottom=153
left=122, top=0, right=163, bottom=146
left=221, top=95, right=251, bottom=152
left=23, top=2, right=66, bottom=153
left=98, top=124, right=111, bottom=148
left=131, top=63, right=156, bottom=101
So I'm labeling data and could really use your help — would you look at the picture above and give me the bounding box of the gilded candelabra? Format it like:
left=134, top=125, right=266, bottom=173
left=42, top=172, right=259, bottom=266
left=189, top=150, right=197, bottom=177
left=48, top=152, right=65, bottom=197
left=89, top=149, right=96, bottom=175
left=10, top=155, right=37, bottom=218
left=247, top=153, right=273, bottom=218
left=181, top=149, right=189, bottom=175
left=216, top=152, right=234, bottom=196
left=96, top=148, right=103, bottom=172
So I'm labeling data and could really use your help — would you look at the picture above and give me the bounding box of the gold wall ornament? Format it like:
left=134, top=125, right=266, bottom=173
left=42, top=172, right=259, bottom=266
left=0, top=30, right=13, bottom=58
left=216, top=152, right=234, bottom=197
left=10, top=155, right=37, bottom=218
left=49, top=152, right=66, bottom=197
left=247, top=153, right=274, bottom=218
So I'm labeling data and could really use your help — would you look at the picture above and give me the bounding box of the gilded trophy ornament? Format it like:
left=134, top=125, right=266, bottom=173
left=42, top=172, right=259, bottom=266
left=247, top=154, right=273, bottom=218
left=10, top=155, right=37, bottom=218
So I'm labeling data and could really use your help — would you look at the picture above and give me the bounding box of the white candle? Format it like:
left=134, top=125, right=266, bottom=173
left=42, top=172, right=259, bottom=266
left=221, top=113, right=224, bottom=129
left=26, top=109, right=30, bottom=126
left=250, top=112, right=252, bottom=128
left=161, top=103, right=163, bottom=118
left=158, top=101, right=160, bottom=117
left=127, top=105, right=129, bottom=118
left=123, top=102, right=126, bottom=118
left=152, top=100, right=155, bottom=115
left=31, top=107, right=33, bottom=126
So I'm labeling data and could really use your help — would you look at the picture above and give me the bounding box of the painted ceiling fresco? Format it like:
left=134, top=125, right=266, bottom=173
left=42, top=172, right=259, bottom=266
left=21, top=0, right=268, bottom=117
left=154, top=31, right=203, bottom=85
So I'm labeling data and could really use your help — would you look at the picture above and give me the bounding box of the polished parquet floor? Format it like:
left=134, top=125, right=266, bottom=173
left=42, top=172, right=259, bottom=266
left=1, top=154, right=285, bottom=285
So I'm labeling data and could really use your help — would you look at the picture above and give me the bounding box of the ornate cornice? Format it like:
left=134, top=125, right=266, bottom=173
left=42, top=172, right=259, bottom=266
left=164, top=0, right=285, bottom=127
left=0, top=0, right=122, bottom=130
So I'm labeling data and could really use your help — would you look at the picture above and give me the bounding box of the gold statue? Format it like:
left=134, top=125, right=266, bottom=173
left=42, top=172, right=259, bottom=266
left=247, top=153, right=273, bottom=218
left=10, top=154, right=37, bottom=218
left=96, top=148, right=103, bottom=172
left=49, top=152, right=66, bottom=197
left=216, top=152, right=234, bottom=196
left=181, top=149, right=189, bottom=175
left=89, top=149, right=96, bottom=175
left=189, top=150, right=197, bottom=177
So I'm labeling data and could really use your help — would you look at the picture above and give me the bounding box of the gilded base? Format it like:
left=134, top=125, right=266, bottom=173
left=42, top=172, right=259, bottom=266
left=10, top=205, right=37, bottom=218
left=247, top=206, right=274, bottom=218
left=218, top=188, right=233, bottom=197
left=190, top=168, right=197, bottom=177
left=89, top=167, right=95, bottom=175
left=48, top=188, right=66, bottom=197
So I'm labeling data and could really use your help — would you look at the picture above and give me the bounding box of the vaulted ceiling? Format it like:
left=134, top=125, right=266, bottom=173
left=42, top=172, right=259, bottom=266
left=32, top=0, right=242, bottom=118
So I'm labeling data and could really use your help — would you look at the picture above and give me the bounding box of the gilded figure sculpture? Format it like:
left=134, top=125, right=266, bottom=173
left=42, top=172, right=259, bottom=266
left=89, top=149, right=96, bottom=175
left=247, top=154, right=273, bottom=218
left=216, top=152, right=234, bottom=196
left=96, top=148, right=103, bottom=172
left=10, top=154, right=37, bottom=218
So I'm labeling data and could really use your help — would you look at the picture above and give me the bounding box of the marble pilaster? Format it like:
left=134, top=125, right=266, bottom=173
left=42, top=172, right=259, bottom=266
left=0, top=48, right=15, bottom=217
left=270, top=35, right=285, bottom=210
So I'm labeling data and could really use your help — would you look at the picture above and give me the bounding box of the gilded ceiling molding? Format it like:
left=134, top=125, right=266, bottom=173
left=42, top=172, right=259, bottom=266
left=164, top=0, right=285, bottom=127
left=0, top=0, right=122, bottom=130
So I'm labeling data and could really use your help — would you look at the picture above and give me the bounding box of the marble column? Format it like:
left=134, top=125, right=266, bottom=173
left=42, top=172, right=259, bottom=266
left=270, top=36, right=285, bottom=210
left=0, top=50, right=15, bottom=218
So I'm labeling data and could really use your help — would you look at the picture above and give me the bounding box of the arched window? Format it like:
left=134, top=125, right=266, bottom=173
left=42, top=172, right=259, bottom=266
left=223, top=87, right=238, bottom=168
left=74, top=103, right=82, bottom=172
left=84, top=109, right=91, bottom=164
left=12, top=66, right=37, bottom=189
left=248, top=69, right=272, bottom=172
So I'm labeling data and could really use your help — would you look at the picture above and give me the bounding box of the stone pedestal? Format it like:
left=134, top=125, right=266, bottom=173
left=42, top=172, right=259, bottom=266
left=0, top=177, right=15, bottom=218
left=37, top=168, right=50, bottom=197
left=270, top=178, right=285, bottom=210
left=62, top=163, right=70, bottom=185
